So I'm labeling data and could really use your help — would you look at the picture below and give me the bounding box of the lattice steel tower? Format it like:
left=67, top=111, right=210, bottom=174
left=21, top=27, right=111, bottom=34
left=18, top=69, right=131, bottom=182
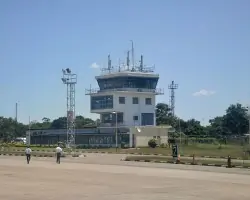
left=61, top=68, right=77, bottom=148
left=168, top=81, right=178, bottom=116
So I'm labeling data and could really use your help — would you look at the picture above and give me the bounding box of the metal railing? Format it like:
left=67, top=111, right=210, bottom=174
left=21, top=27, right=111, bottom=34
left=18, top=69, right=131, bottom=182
left=85, top=87, right=164, bottom=95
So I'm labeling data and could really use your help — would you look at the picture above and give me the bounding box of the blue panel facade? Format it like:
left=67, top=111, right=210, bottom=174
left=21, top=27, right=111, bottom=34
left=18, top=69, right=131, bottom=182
left=30, top=134, right=130, bottom=147
left=141, top=113, right=154, bottom=126
left=97, top=77, right=159, bottom=90
left=91, top=95, right=113, bottom=110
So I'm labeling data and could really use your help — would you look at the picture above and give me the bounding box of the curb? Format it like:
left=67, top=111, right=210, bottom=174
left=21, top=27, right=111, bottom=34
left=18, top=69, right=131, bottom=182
left=81, top=151, right=244, bottom=160
left=122, top=159, right=250, bottom=169
left=0, top=153, right=82, bottom=158
left=1, top=149, right=247, bottom=160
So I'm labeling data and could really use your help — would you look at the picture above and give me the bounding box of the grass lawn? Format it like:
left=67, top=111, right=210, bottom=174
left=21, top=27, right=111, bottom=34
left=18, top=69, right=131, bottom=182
left=2, top=143, right=250, bottom=159
left=124, top=155, right=250, bottom=168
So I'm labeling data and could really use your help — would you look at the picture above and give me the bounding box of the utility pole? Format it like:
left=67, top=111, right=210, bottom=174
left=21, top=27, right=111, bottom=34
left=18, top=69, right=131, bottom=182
left=247, top=106, right=250, bottom=144
left=15, top=102, right=18, bottom=140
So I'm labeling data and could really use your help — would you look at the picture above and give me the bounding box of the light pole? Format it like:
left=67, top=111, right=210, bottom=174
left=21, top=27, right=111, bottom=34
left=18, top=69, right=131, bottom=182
left=112, top=111, right=118, bottom=151
left=28, top=116, right=33, bottom=145
left=247, top=106, right=250, bottom=144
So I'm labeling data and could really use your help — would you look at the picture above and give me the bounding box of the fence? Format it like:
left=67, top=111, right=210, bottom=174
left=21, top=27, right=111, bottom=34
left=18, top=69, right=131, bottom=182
left=30, top=133, right=130, bottom=148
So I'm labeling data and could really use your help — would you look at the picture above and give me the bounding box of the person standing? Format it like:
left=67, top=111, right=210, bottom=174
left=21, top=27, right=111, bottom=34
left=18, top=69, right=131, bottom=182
left=25, top=146, right=32, bottom=164
left=55, top=144, right=63, bottom=164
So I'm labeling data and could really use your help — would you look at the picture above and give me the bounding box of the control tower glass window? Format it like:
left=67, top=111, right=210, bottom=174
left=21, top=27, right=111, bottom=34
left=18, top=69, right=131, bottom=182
left=101, top=113, right=124, bottom=123
left=91, top=95, right=113, bottom=110
left=97, top=77, right=159, bottom=90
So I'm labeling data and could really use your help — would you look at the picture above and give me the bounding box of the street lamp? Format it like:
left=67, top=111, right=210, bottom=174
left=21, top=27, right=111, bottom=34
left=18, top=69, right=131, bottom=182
left=112, top=111, right=118, bottom=151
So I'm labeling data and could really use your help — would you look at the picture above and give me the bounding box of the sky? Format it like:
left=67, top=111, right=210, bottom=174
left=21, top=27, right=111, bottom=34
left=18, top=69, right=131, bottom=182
left=0, top=0, right=250, bottom=125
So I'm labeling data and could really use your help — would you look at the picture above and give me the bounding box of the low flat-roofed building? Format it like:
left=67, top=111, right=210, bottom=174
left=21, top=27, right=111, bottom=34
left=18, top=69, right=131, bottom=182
left=26, top=126, right=171, bottom=148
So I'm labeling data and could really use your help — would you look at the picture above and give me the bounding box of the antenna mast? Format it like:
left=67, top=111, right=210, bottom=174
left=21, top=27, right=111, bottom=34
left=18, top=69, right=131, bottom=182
left=140, top=55, right=143, bottom=72
left=15, top=102, right=18, bottom=122
left=108, top=55, right=112, bottom=73
left=61, top=68, right=77, bottom=149
left=126, top=51, right=130, bottom=69
left=168, top=81, right=178, bottom=117
left=131, top=40, right=135, bottom=70
left=118, top=58, right=121, bottom=72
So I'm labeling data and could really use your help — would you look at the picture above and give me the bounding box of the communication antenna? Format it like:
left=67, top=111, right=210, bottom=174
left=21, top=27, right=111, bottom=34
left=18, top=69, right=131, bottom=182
left=118, top=58, right=121, bottom=72
left=126, top=51, right=130, bottom=69
left=139, top=55, right=143, bottom=72
left=61, top=68, right=77, bottom=149
left=168, top=81, right=178, bottom=117
left=130, top=40, right=135, bottom=70
left=108, top=55, right=112, bottom=73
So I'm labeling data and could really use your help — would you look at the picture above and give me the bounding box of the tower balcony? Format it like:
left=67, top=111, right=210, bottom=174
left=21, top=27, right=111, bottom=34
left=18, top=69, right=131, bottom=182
left=85, top=87, right=164, bottom=95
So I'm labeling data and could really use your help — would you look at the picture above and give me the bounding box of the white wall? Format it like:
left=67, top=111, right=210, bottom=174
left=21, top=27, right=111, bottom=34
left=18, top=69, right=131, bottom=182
left=130, top=126, right=170, bottom=147
left=113, top=91, right=156, bottom=126
left=89, top=91, right=157, bottom=127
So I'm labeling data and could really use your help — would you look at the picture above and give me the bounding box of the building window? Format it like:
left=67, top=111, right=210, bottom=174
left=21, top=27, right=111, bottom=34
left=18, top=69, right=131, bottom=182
left=91, top=95, right=113, bottom=110
left=133, top=116, right=138, bottom=121
left=101, top=112, right=124, bottom=123
left=145, top=98, right=152, bottom=105
left=119, top=97, right=125, bottom=104
left=132, top=97, right=139, bottom=104
left=141, top=113, right=154, bottom=125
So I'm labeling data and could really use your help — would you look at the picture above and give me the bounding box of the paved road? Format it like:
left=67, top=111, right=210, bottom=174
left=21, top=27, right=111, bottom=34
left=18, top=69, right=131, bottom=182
left=0, top=154, right=250, bottom=200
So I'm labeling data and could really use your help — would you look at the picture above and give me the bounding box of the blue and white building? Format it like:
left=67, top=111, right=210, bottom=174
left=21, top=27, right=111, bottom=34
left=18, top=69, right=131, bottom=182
left=85, top=50, right=164, bottom=128
left=26, top=46, right=170, bottom=147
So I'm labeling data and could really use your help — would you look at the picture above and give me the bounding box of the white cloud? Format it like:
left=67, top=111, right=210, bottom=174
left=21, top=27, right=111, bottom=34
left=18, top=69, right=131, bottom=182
left=192, top=89, right=216, bottom=97
left=90, top=62, right=100, bottom=69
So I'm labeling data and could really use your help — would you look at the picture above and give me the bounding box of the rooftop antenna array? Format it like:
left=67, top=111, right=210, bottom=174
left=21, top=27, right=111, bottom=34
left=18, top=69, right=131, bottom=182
left=168, top=80, right=178, bottom=117
left=100, top=41, right=155, bottom=74
left=61, top=68, right=77, bottom=149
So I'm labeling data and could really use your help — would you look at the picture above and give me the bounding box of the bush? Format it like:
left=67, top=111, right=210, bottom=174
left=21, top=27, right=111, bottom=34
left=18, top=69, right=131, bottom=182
left=160, top=143, right=167, bottom=148
left=148, top=139, right=157, bottom=148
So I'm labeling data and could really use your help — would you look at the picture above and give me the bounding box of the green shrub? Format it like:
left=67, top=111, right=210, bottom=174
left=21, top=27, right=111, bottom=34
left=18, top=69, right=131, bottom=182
left=148, top=139, right=157, bottom=148
left=160, top=143, right=167, bottom=148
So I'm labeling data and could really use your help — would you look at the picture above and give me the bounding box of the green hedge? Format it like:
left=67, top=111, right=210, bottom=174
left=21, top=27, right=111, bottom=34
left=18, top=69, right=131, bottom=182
left=172, top=137, right=218, bottom=144
left=0, top=143, right=57, bottom=148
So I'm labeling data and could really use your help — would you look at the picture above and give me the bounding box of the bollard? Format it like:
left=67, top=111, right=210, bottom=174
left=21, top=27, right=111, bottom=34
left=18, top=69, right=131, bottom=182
left=176, top=154, right=180, bottom=164
left=227, top=155, right=232, bottom=168
left=192, top=154, right=195, bottom=165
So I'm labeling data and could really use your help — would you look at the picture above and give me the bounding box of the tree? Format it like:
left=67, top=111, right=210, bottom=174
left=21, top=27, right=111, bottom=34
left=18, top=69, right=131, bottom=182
left=75, top=115, right=95, bottom=128
left=50, top=117, right=67, bottom=129
left=0, top=117, right=27, bottom=142
left=223, top=103, right=249, bottom=136
left=42, top=117, right=50, bottom=123
left=155, top=103, right=172, bottom=125
left=184, top=119, right=204, bottom=136
left=155, top=103, right=206, bottom=136
left=207, top=116, right=229, bottom=138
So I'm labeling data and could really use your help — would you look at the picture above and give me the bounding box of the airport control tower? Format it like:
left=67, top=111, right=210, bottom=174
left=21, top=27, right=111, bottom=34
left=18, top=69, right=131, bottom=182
left=85, top=42, right=164, bottom=127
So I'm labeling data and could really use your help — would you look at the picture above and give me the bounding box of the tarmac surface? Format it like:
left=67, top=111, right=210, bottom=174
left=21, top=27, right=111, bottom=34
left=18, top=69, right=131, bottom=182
left=0, top=153, right=250, bottom=200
